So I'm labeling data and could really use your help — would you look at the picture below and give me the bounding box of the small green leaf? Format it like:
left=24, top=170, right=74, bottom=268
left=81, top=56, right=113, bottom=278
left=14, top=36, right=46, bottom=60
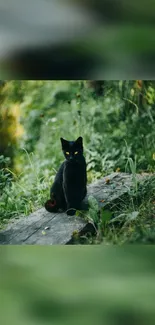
left=88, top=195, right=99, bottom=212
left=89, top=208, right=98, bottom=223
left=109, top=213, right=126, bottom=223
left=101, top=209, right=112, bottom=222
left=127, top=211, right=139, bottom=221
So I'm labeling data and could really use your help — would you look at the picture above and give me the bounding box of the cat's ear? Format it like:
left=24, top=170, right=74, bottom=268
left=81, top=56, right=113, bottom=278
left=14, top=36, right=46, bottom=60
left=76, top=137, right=83, bottom=146
left=60, top=138, right=68, bottom=149
left=60, top=137, right=65, bottom=145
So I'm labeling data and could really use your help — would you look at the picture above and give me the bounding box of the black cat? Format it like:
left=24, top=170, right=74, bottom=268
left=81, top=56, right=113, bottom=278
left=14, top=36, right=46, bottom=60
left=45, top=137, right=87, bottom=216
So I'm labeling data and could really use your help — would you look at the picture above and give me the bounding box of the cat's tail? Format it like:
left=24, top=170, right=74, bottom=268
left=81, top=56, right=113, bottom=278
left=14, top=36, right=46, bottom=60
left=44, top=199, right=59, bottom=213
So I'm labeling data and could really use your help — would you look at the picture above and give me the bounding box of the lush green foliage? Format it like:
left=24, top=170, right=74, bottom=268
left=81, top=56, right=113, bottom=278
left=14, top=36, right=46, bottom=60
left=0, top=80, right=155, bottom=243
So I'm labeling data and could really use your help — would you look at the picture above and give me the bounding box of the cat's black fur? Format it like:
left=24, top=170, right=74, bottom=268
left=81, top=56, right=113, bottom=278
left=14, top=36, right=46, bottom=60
left=45, top=137, right=87, bottom=215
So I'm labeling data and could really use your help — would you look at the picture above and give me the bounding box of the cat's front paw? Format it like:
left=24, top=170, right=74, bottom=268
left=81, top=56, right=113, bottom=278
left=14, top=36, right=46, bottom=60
left=67, top=208, right=76, bottom=216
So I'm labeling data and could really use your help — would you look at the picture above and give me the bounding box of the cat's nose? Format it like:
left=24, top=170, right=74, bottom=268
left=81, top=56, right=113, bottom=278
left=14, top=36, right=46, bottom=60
left=69, top=156, right=73, bottom=160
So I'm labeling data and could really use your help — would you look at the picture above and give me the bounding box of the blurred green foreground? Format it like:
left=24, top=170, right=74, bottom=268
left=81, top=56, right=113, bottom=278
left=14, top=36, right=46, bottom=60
left=1, top=246, right=155, bottom=325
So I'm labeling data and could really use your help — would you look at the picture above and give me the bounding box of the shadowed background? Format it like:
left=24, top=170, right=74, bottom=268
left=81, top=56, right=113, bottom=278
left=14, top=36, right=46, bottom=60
left=0, top=0, right=155, bottom=78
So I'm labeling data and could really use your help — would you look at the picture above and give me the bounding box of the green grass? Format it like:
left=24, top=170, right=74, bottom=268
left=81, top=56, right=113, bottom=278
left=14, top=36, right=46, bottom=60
left=78, top=174, right=155, bottom=245
left=0, top=153, right=50, bottom=227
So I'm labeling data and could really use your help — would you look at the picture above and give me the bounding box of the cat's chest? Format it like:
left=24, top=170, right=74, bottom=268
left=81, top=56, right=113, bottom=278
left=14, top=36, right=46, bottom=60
left=63, top=161, right=84, bottom=180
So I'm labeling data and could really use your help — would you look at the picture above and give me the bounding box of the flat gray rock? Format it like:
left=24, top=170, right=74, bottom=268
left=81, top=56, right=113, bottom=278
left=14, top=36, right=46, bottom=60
left=0, top=173, right=146, bottom=245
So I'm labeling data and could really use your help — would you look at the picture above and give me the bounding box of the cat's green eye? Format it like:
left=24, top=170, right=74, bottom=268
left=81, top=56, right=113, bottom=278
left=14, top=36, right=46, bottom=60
left=66, top=152, right=70, bottom=155
left=74, top=151, right=78, bottom=155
